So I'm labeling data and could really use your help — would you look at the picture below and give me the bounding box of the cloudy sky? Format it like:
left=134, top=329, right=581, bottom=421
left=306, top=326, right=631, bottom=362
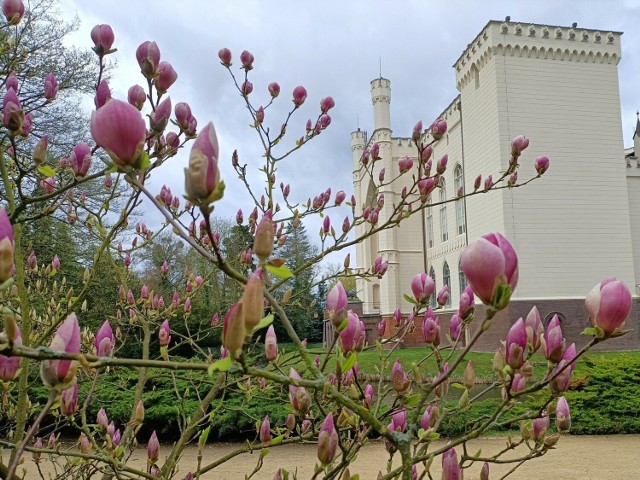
left=58, top=0, right=640, bottom=264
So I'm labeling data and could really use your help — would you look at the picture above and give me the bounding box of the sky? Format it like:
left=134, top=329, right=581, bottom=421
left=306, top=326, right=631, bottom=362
left=57, top=0, right=640, bottom=265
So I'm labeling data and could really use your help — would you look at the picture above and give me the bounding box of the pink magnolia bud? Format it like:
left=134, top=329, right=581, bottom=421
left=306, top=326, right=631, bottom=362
left=460, top=233, right=518, bottom=307
left=327, top=281, right=348, bottom=327
left=436, top=154, right=448, bottom=175
left=450, top=313, right=462, bottom=341
left=254, top=105, right=265, bottom=124
left=377, top=318, right=386, bottom=336
left=320, top=96, right=335, bottom=113
left=480, top=462, right=489, bottom=480
left=510, top=372, right=526, bottom=394
left=378, top=168, right=385, bottom=182
left=69, top=142, right=92, bottom=177
left=555, top=396, right=571, bottom=432
left=412, top=120, right=423, bottom=142
left=40, top=313, right=80, bottom=389
left=317, top=413, right=338, bottom=465
left=154, top=61, right=178, bottom=93
left=458, top=286, right=475, bottom=319
left=240, top=50, right=254, bottom=70
left=430, top=118, right=447, bottom=140
left=535, top=155, right=550, bottom=175
left=90, top=24, right=114, bottom=54
left=398, top=155, right=413, bottom=174
left=391, top=359, right=410, bottom=393
left=241, top=80, right=253, bottom=96
left=339, top=311, right=365, bottom=352
left=40, top=177, right=56, bottom=194
left=27, top=250, right=36, bottom=270
left=184, top=121, right=220, bottom=206
left=259, top=415, right=271, bottom=443
left=158, top=320, right=171, bottom=347
left=6, top=72, right=18, bottom=92
left=533, top=414, right=550, bottom=442
left=140, top=284, right=150, bottom=299
left=174, top=101, right=192, bottom=130
left=525, top=306, right=543, bottom=352
left=390, top=409, right=407, bottom=433
left=220, top=346, right=229, bottom=359
left=52, top=254, right=60, bottom=270
left=508, top=170, right=518, bottom=187
left=369, top=206, right=379, bottom=225
left=43, top=73, right=58, bottom=101
left=511, top=135, right=530, bottom=155
left=254, top=212, right=274, bottom=261
left=473, top=174, right=481, bottom=191
left=184, top=297, right=192, bottom=313
left=136, top=41, right=161, bottom=78
left=505, top=318, right=527, bottom=370
left=268, top=82, right=280, bottom=97
left=20, top=112, right=31, bottom=136
left=148, top=431, right=159, bottom=462
left=126, top=289, right=135, bottom=305
left=392, top=307, right=402, bottom=326
left=292, top=86, right=307, bottom=106
left=363, top=384, right=374, bottom=408
left=373, top=256, right=388, bottom=277
left=483, top=175, right=493, bottom=191
left=420, top=405, right=437, bottom=430
left=411, top=272, right=435, bottom=303
left=0, top=209, right=14, bottom=282
left=437, top=285, right=449, bottom=306
left=91, top=99, right=146, bottom=168
left=441, top=448, right=461, bottom=480
left=288, top=368, right=311, bottom=415
left=103, top=172, right=113, bottom=189
left=0, top=321, right=20, bottom=381
left=60, top=383, right=78, bottom=416
left=585, top=278, right=632, bottom=335
left=422, top=309, right=440, bottom=346
left=95, top=320, right=115, bottom=356
left=418, top=177, right=437, bottom=198
left=242, top=268, right=264, bottom=330
left=94, top=79, right=111, bottom=108
left=322, top=215, right=331, bottom=234
left=3, top=87, right=24, bottom=132
left=218, top=48, right=232, bottom=66
left=551, top=343, right=576, bottom=393
left=264, top=324, right=278, bottom=361
left=151, top=96, right=172, bottom=133
left=542, top=314, right=565, bottom=363
left=3, top=0, right=24, bottom=25
left=128, top=85, right=146, bottom=110
left=222, top=301, right=246, bottom=356
left=97, top=408, right=109, bottom=429
left=160, top=260, right=169, bottom=277
left=421, top=145, right=433, bottom=163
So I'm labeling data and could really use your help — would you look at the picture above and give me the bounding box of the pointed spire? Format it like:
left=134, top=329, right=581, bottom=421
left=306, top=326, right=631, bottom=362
left=634, top=111, right=640, bottom=139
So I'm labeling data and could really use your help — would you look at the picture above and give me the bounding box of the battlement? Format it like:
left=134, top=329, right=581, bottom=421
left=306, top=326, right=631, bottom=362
left=454, top=20, right=622, bottom=91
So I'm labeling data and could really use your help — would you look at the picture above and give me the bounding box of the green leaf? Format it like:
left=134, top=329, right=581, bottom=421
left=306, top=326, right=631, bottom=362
left=138, top=152, right=151, bottom=172
left=581, top=327, right=600, bottom=337
left=208, top=356, right=232, bottom=375
left=199, top=426, right=211, bottom=449
left=270, top=434, right=284, bottom=446
left=403, top=394, right=421, bottom=407
left=265, top=263, right=294, bottom=280
left=105, top=164, right=118, bottom=173
left=403, top=293, right=417, bottom=305
left=341, top=352, right=358, bottom=373
left=251, top=314, right=274, bottom=334
left=260, top=448, right=270, bottom=459
left=37, top=165, right=57, bottom=177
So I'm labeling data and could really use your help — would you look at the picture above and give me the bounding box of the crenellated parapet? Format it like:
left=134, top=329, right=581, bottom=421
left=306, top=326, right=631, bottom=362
left=454, top=20, right=622, bottom=91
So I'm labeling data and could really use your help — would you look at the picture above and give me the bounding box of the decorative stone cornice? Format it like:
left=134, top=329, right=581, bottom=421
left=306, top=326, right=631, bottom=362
left=454, top=20, right=622, bottom=91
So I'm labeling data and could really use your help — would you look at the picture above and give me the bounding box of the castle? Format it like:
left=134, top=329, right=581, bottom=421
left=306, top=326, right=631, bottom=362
left=350, top=20, right=640, bottom=351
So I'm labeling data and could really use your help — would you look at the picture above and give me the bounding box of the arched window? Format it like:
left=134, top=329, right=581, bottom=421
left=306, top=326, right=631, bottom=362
left=458, top=257, right=467, bottom=295
left=426, top=194, right=434, bottom=248
left=443, top=261, right=451, bottom=307
left=429, top=266, right=436, bottom=306
left=439, top=179, right=448, bottom=242
left=454, top=164, right=466, bottom=235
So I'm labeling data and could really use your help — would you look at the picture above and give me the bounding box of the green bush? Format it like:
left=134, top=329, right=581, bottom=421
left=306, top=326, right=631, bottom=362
left=565, top=353, right=640, bottom=434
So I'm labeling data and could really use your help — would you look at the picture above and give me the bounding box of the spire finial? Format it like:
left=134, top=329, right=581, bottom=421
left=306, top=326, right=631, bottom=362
left=379, top=55, right=382, bottom=78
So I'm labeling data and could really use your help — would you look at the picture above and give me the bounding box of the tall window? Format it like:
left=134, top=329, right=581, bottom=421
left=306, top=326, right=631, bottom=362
left=454, top=164, right=466, bottom=235
left=458, top=257, right=467, bottom=294
left=443, top=261, right=451, bottom=307
left=439, top=179, right=448, bottom=242
left=429, top=266, right=436, bottom=306
left=427, top=213, right=434, bottom=248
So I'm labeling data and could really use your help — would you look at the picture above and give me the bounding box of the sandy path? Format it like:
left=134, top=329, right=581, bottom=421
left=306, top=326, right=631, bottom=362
left=6, top=435, right=640, bottom=479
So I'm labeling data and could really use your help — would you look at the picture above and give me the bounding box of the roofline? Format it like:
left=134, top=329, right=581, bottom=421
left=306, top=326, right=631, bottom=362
left=453, top=19, right=624, bottom=68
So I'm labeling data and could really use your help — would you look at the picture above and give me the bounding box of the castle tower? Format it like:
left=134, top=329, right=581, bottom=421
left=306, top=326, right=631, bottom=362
left=454, top=21, right=635, bottom=298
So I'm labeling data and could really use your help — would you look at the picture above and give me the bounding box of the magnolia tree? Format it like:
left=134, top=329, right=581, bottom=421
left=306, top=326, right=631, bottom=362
left=0, top=2, right=634, bottom=480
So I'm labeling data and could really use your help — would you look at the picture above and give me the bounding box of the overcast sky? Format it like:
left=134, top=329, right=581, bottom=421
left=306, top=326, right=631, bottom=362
left=58, top=0, right=640, bottom=265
